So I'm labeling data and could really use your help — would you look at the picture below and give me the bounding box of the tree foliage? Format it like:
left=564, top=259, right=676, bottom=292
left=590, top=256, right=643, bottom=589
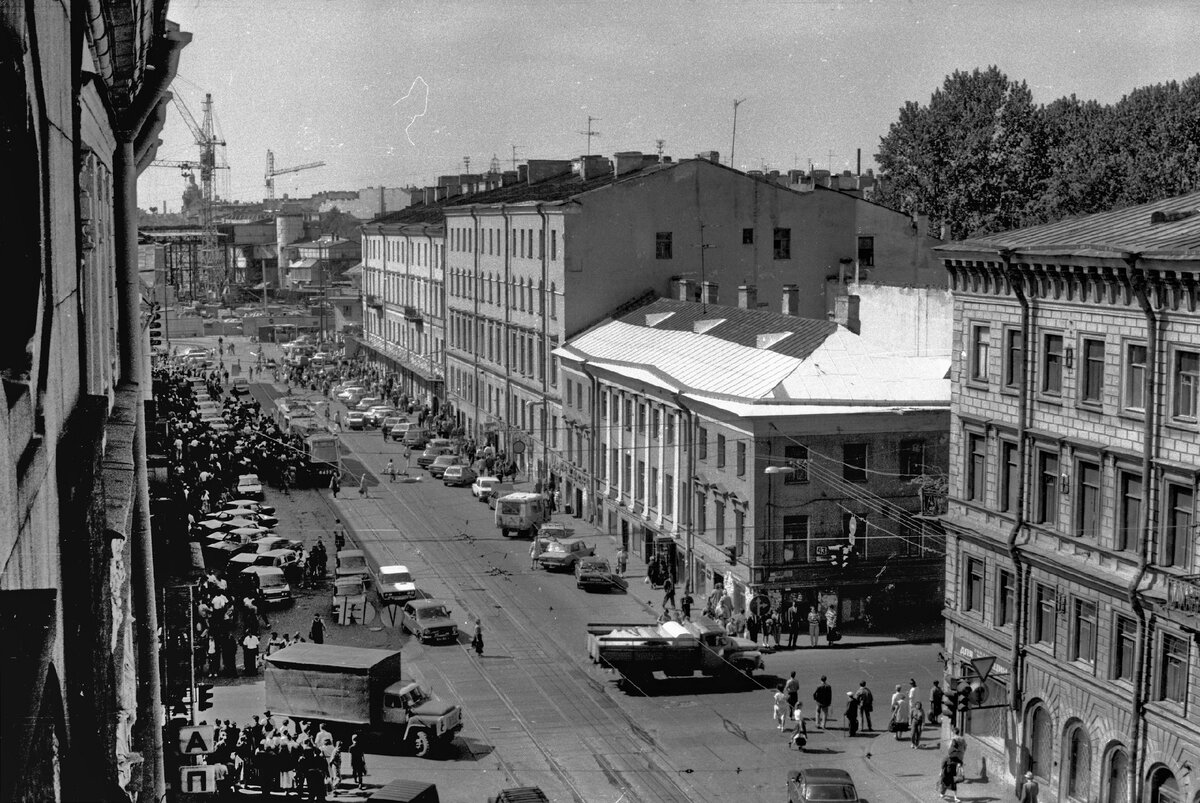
left=875, top=69, right=1200, bottom=240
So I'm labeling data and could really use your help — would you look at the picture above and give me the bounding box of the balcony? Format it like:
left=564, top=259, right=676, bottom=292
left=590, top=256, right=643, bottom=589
left=365, top=294, right=383, bottom=309
left=919, top=488, right=948, bottom=516
left=1164, top=574, right=1200, bottom=628
left=402, top=305, right=423, bottom=322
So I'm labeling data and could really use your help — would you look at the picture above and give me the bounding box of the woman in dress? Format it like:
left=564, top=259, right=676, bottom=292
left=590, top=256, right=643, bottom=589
left=908, top=701, right=924, bottom=749
left=773, top=684, right=788, bottom=731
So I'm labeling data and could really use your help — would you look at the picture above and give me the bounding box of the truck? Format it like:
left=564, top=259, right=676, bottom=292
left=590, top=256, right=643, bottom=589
left=264, top=644, right=463, bottom=756
left=298, top=432, right=340, bottom=487
left=494, top=492, right=550, bottom=537
left=586, top=620, right=764, bottom=692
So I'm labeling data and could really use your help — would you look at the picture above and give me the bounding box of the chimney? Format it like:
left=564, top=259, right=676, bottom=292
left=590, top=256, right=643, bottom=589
left=695, top=151, right=720, bottom=163
left=671, top=277, right=696, bottom=301
left=642, top=154, right=662, bottom=169
left=434, top=186, right=448, bottom=202
left=768, top=170, right=780, bottom=183
left=423, top=186, right=436, bottom=205
left=737, top=284, right=757, bottom=309
left=579, top=155, right=611, bottom=180
left=834, top=294, right=861, bottom=334
left=613, top=151, right=643, bottom=177
left=526, top=159, right=573, bottom=184
left=781, top=284, right=800, bottom=316
left=502, top=170, right=519, bottom=186
left=517, top=164, right=528, bottom=184
left=700, top=281, right=719, bottom=305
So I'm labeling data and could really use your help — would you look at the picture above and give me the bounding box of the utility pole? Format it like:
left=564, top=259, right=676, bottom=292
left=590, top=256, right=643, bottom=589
left=730, top=98, right=747, bottom=169
left=578, top=116, right=601, bottom=156
left=510, top=145, right=522, bottom=172
left=655, top=139, right=665, bottom=161
left=463, top=156, right=471, bottom=173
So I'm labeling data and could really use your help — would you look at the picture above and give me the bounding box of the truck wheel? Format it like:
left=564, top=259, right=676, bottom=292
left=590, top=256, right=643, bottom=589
left=501, top=528, right=509, bottom=538
left=408, top=729, right=432, bottom=757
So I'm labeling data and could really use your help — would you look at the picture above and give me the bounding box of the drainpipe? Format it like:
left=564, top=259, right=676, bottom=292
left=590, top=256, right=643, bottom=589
left=502, top=207, right=513, bottom=452
left=579, top=360, right=601, bottom=523
left=672, top=393, right=696, bottom=592
left=1001, top=251, right=1031, bottom=740
left=468, top=209, right=481, bottom=440
left=1128, top=255, right=1158, bottom=803
left=537, top=203, right=551, bottom=485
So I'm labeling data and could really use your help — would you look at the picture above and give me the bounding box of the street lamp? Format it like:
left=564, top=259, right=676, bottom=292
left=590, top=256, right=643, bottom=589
left=763, top=465, right=795, bottom=475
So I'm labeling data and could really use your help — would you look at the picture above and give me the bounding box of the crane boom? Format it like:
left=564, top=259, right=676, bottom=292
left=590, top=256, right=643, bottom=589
left=264, top=149, right=327, bottom=200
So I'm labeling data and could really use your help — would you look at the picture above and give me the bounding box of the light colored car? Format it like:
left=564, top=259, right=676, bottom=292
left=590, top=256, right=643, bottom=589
left=222, top=500, right=276, bottom=515
left=336, top=386, right=364, bottom=402
left=336, top=549, right=369, bottom=579
left=787, top=768, right=860, bottom=803
left=428, top=454, right=465, bottom=479
left=442, top=464, right=478, bottom=487
left=344, top=410, right=366, bottom=430
left=214, top=509, right=279, bottom=528
left=471, top=475, right=500, bottom=500
left=575, top=558, right=628, bottom=592
left=381, top=416, right=409, bottom=437
left=364, top=406, right=397, bottom=427
left=355, top=396, right=383, bottom=412
left=417, top=444, right=456, bottom=468
left=236, top=473, right=263, bottom=499
left=378, top=564, right=418, bottom=604
left=401, top=600, right=458, bottom=644
left=230, top=376, right=250, bottom=394
left=537, top=538, right=595, bottom=572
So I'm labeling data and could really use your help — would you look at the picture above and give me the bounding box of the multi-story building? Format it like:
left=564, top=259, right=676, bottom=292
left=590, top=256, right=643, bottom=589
left=1, top=4, right=189, bottom=800
left=283, top=235, right=361, bottom=290
left=359, top=211, right=447, bottom=404
left=937, top=192, right=1200, bottom=802
left=553, top=291, right=950, bottom=619
left=443, top=152, right=941, bottom=487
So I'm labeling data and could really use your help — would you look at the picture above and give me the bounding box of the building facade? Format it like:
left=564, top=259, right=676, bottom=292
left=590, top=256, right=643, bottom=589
left=937, top=192, right=1200, bottom=802
left=555, top=295, right=950, bottom=621
left=1, top=3, right=189, bottom=801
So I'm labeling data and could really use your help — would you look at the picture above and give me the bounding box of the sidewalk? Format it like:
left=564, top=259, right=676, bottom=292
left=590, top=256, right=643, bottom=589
left=858, top=725, right=1012, bottom=802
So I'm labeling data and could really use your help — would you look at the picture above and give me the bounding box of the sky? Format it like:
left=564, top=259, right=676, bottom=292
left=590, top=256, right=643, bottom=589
left=138, top=0, right=1200, bottom=211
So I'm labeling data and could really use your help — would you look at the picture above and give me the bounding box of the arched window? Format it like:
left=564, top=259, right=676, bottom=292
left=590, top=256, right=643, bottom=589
left=1149, top=765, right=1180, bottom=803
left=1065, top=723, right=1091, bottom=800
left=1103, top=746, right=1129, bottom=803
left=1027, top=705, right=1052, bottom=780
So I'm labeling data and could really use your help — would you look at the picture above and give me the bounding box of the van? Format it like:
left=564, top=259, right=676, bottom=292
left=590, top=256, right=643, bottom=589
left=402, top=427, right=431, bottom=448
left=494, top=492, right=550, bottom=537
left=241, top=566, right=292, bottom=606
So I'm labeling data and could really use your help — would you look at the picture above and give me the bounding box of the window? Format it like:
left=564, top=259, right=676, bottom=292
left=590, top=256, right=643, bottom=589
left=857, top=235, right=875, bottom=267
left=649, top=467, right=659, bottom=508
left=714, top=500, right=726, bottom=545
left=1172, top=349, right=1199, bottom=422
left=742, top=227, right=754, bottom=244
left=736, top=442, right=746, bottom=476
left=1116, top=472, right=1142, bottom=552
left=655, top=232, right=673, bottom=259
left=1065, top=725, right=1092, bottom=800
left=1161, top=484, right=1194, bottom=568
left=695, top=492, right=706, bottom=535
left=636, top=461, right=645, bottom=502
left=784, top=444, right=808, bottom=483
left=652, top=409, right=660, bottom=439
left=637, top=404, right=646, bottom=435
left=734, top=508, right=745, bottom=555
left=1073, top=599, right=1097, bottom=664
left=966, top=434, right=987, bottom=501
left=716, top=434, right=726, bottom=468
left=697, top=427, right=708, bottom=460
left=773, top=227, right=791, bottom=259
left=1042, top=333, right=1064, bottom=395
left=666, top=414, right=675, bottom=445
left=1075, top=461, right=1101, bottom=538
left=624, top=399, right=632, bottom=431
left=1160, top=633, right=1188, bottom=703
left=1081, top=338, right=1105, bottom=404
left=1036, top=451, right=1059, bottom=525
left=782, top=515, right=808, bottom=562
left=664, top=473, right=674, bottom=517
left=622, top=455, right=632, bottom=489
left=1124, top=343, right=1147, bottom=411
left=600, top=391, right=608, bottom=420
left=565, top=379, right=573, bottom=408
left=1034, top=585, right=1056, bottom=644
left=843, top=443, right=867, bottom=482
left=899, top=439, right=925, bottom=481
left=1000, top=441, right=1019, bottom=513
left=551, top=230, right=557, bottom=261
left=964, top=558, right=984, bottom=613
left=997, top=570, right=1015, bottom=626
left=1113, top=616, right=1137, bottom=681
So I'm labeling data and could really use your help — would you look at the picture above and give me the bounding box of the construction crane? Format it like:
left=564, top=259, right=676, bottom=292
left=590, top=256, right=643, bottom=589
left=265, top=150, right=326, bottom=200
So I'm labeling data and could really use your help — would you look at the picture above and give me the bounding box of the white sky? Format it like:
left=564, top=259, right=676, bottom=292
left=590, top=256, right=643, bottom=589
left=138, top=0, right=1200, bottom=210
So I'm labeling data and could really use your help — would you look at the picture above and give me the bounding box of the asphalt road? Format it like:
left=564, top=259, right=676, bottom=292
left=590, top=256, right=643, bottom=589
left=187, top=337, right=950, bottom=802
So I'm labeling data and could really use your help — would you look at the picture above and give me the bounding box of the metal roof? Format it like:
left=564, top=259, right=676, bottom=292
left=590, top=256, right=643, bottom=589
left=938, top=190, right=1200, bottom=259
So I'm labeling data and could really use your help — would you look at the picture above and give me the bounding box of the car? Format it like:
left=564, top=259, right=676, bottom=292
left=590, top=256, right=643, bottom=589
left=244, top=536, right=291, bottom=556
left=230, top=376, right=250, bottom=395
left=416, top=445, right=456, bottom=469
left=537, top=538, right=595, bottom=572
left=428, top=454, right=465, bottom=479
left=214, top=509, right=279, bottom=528
left=222, top=500, right=276, bottom=515
left=336, top=386, right=364, bottom=403
left=364, top=406, right=397, bottom=427
left=442, top=464, right=478, bottom=487
left=575, top=558, right=628, bottom=592
left=355, top=396, right=383, bottom=412
left=344, top=410, right=366, bottom=430
left=336, top=549, right=370, bottom=580
left=401, top=599, right=459, bottom=644
left=471, top=475, right=500, bottom=500
left=381, top=416, right=409, bottom=437
left=236, top=473, right=264, bottom=499
left=377, top=565, right=418, bottom=604
left=786, top=768, right=860, bottom=803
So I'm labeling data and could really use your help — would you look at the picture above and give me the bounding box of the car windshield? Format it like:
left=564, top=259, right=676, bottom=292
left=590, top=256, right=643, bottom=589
left=582, top=561, right=610, bottom=572
left=544, top=542, right=567, bottom=554
left=382, top=571, right=412, bottom=583
left=804, top=783, right=858, bottom=801
left=417, top=605, right=449, bottom=620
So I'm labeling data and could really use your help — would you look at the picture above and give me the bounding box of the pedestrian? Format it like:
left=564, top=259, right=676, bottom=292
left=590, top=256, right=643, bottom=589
left=471, top=619, right=484, bottom=656
left=929, top=680, right=944, bottom=725
left=789, top=702, right=808, bottom=751
left=385, top=459, right=395, bottom=482
left=909, top=701, right=924, bottom=749
left=329, top=473, right=340, bottom=498
left=746, top=611, right=760, bottom=645
left=807, top=606, right=820, bottom=647
left=1016, top=770, right=1040, bottom=803
left=844, top=691, right=859, bottom=737
left=309, top=614, right=325, bottom=645
left=786, top=600, right=801, bottom=649
left=680, top=588, right=693, bottom=621
left=938, top=755, right=963, bottom=803
left=358, top=476, right=369, bottom=497
left=784, top=671, right=800, bottom=716
left=856, top=681, right=875, bottom=731
left=241, top=632, right=260, bottom=676
left=334, top=521, right=345, bottom=552
left=770, top=612, right=782, bottom=648
left=615, top=546, right=628, bottom=576
left=890, top=684, right=906, bottom=735
left=772, top=684, right=788, bottom=731
left=662, top=576, right=676, bottom=610
left=825, top=604, right=838, bottom=645
left=947, top=726, right=967, bottom=762
left=529, top=539, right=540, bottom=570
left=812, top=675, right=832, bottom=729
left=758, top=612, right=772, bottom=648
left=349, top=734, right=366, bottom=789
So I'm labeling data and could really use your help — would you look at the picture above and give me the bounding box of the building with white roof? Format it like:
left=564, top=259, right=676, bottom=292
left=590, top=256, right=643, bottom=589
left=553, top=291, right=951, bottom=623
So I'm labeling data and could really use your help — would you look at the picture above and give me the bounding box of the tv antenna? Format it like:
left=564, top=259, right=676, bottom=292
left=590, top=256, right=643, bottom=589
left=730, top=98, right=747, bottom=168
left=578, top=116, right=601, bottom=156
left=655, top=138, right=666, bottom=159
left=510, top=145, right=523, bottom=171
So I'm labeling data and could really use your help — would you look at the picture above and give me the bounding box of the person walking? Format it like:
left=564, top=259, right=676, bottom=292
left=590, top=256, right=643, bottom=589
left=615, top=546, right=627, bottom=576
left=680, top=588, right=693, bottom=621
left=662, top=576, right=676, bottom=610
left=309, top=614, right=325, bottom=645
left=889, top=684, right=907, bottom=739
left=471, top=619, right=484, bottom=656
left=772, top=684, right=788, bottom=731
left=908, top=701, right=925, bottom=749
left=1016, top=770, right=1040, bottom=802
left=789, top=702, right=808, bottom=751
left=786, top=601, right=801, bottom=649
left=349, top=734, right=366, bottom=789
left=938, top=755, right=963, bottom=803
left=529, top=539, right=540, bottom=570
left=329, top=473, right=340, bottom=498
left=333, top=521, right=345, bottom=552
left=783, top=671, right=800, bottom=716
left=855, top=681, right=875, bottom=731
left=947, top=726, right=967, bottom=762
left=241, top=632, right=260, bottom=676
left=384, top=459, right=395, bottom=482
left=825, top=604, right=838, bottom=645
left=746, top=611, right=760, bottom=645
left=807, top=606, right=821, bottom=647
left=812, top=675, right=832, bottom=729
left=843, top=691, right=860, bottom=737
left=929, top=680, right=944, bottom=725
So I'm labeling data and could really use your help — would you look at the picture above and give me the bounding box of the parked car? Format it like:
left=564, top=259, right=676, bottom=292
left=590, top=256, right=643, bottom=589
left=336, top=549, right=370, bottom=580
left=236, top=473, right=264, bottom=499
left=230, top=376, right=250, bottom=395
left=240, top=566, right=292, bottom=607
left=401, top=599, right=458, bottom=644
left=537, top=538, right=595, bottom=572
left=223, top=500, right=276, bottom=515
left=355, top=396, right=383, bottom=412
left=214, top=508, right=279, bottom=528
left=377, top=565, right=418, bottom=604
left=786, top=768, right=860, bottom=803
left=381, top=416, right=409, bottom=438
left=344, top=410, right=366, bottom=430
left=416, top=445, right=456, bottom=469
left=364, top=406, right=397, bottom=427
left=575, top=558, right=628, bottom=592
left=428, top=454, right=465, bottom=479
left=331, top=576, right=367, bottom=618
left=471, top=475, right=500, bottom=500
left=442, top=465, right=477, bottom=487
left=336, top=386, right=364, bottom=403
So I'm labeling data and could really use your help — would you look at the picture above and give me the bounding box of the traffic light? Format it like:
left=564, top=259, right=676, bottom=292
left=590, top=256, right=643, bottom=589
left=196, top=682, right=213, bottom=712
left=942, top=685, right=959, bottom=720
left=165, top=688, right=189, bottom=719
left=148, top=305, right=164, bottom=349
left=956, top=680, right=971, bottom=714
left=726, top=546, right=738, bottom=565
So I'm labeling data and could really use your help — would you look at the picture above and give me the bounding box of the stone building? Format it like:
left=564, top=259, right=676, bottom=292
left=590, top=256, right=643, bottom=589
left=937, top=192, right=1200, bottom=802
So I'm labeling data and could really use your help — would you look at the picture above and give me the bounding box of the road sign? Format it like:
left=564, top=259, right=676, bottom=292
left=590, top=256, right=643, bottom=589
left=749, top=594, right=772, bottom=617
left=969, top=656, right=997, bottom=683
left=179, top=765, right=217, bottom=794
left=177, top=726, right=214, bottom=755
left=335, top=595, right=371, bottom=625
left=511, top=440, right=526, bottom=455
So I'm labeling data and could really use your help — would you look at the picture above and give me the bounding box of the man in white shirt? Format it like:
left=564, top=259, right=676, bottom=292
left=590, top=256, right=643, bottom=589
left=242, top=633, right=260, bottom=676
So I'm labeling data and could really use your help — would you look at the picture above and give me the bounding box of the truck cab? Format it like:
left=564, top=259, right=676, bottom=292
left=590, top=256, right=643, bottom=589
left=382, top=680, right=463, bottom=756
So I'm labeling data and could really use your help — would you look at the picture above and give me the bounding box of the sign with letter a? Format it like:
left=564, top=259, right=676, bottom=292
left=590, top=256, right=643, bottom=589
left=178, top=726, right=213, bottom=755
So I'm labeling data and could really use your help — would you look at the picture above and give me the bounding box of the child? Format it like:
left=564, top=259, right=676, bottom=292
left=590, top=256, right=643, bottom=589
left=790, top=703, right=808, bottom=750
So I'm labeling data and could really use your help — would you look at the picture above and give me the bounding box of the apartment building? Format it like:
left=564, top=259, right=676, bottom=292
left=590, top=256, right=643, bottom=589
left=554, top=292, right=950, bottom=619
left=937, top=192, right=1200, bottom=802
left=443, top=152, right=939, bottom=484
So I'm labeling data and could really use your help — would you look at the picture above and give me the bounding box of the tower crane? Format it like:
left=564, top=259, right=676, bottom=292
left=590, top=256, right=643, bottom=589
left=265, top=150, right=326, bottom=200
